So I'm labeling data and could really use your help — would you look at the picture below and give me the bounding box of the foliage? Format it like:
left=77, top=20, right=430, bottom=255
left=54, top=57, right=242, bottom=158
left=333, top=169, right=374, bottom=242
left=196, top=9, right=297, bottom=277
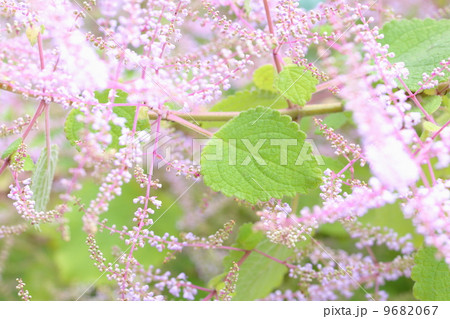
left=411, top=247, right=450, bottom=300
left=379, top=19, right=450, bottom=91
left=201, top=107, right=322, bottom=203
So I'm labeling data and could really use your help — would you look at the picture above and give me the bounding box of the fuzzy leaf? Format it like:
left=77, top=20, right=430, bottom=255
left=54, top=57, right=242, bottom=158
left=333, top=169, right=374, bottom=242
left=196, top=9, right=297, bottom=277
left=31, top=145, right=59, bottom=212
left=411, top=246, right=450, bottom=300
left=2, top=138, right=22, bottom=159
left=64, top=109, right=84, bottom=148
left=379, top=19, right=450, bottom=91
left=253, top=64, right=277, bottom=93
left=201, top=107, right=322, bottom=203
left=274, top=65, right=318, bottom=105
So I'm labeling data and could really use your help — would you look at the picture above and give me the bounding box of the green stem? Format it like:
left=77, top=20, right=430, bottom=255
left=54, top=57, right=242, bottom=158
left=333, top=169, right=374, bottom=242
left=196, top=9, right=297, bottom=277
left=149, top=102, right=343, bottom=122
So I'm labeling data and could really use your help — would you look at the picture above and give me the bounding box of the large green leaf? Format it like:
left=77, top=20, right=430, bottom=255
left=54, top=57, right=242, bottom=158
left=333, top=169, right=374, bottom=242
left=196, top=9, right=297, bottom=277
left=31, top=145, right=59, bottom=212
left=201, top=107, right=322, bottom=203
left=411, top=246, right=450, bottom=300
left=274, top=65, right=318, bottom=105
left=379, top=19, right=450, bottom=91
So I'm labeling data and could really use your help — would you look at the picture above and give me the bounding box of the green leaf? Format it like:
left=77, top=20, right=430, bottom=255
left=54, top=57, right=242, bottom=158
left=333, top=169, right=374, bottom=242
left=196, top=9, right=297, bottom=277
left=253, top=65, right=277, bottom=93
left=31, top=145, right=59, bottom=212
left=26, top=26, right=39, bottom=46
left=274, top=65, right=318, bottom=105
left=23, top=155, right=35, bottom=171
left=201, top=107, right=322, bottom=203
left=422, top=95, right=443, bottom=114
left=423, top=121, right=441, bottom=133
left=359, top=202, right=423, bottom=248
left=235, top=223, right=265, bottom=250
left=314, top=112, right=352, bottom=134
left=211, top=223, right=293, bottom=300
left=412, top=95, right=442, bottom=116
left=223, top=240, right=292, bottom=300
left=210, top=89, right=287, bottom=112
left=64, top=109, right=84, bottom=148
left=2, top=138, right=22, bottom=159
left=244, top=0, right=251, bottom=14
left=208, top=272, right=227, bottom=289
left=95, top=89, right=128, bottom=104
left=411, top=246, right=450, bottom=300
left=442, top=93, right=450, bottom=108
left=379, top=19, right=450, bottom=91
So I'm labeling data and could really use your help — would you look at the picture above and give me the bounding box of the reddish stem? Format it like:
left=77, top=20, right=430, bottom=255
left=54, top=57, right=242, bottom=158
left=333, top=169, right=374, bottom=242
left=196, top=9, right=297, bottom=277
left=262, top=0, right=282, bottom=73
left=202, top=291, right=216, bottom=301
left=236, top=250, right=252, bottom=267
left=37, top=32, right=45, bottom=70
left=0, top=100, right=46, bottom=176
left=45, top=103, right=51, bottom=161
left=253, top=249, right=295, bottom=268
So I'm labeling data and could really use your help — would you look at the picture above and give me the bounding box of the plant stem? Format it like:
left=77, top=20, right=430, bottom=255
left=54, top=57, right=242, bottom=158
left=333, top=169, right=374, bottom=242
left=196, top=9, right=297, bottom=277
left=236, top=250, right=252, bottom=267
left=37, top=32, right=45, bottom=70
left=263, top=0, right=282, bottom=73
left=148, top=102, right=343, bottom=122
left=45, top=103, right=51, bottom=162
left=0, top=95, right=46, bottom=177
left=252, top=249, right=295, bottom=268
left=398, top=77, right=436, bottom=124
left=146, top=102, right=342, bottom=137
left=262, top=0, right=295, bottom=109
left=202, top=291, right=216, bottom=301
